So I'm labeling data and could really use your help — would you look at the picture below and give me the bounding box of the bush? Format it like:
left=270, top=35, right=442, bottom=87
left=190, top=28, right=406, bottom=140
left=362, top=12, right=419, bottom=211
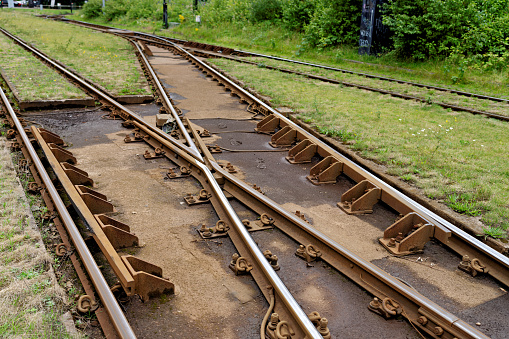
left=282, top=0, right=316, bottom=31
left=249, top=0, right=283, bottom=22
left=304, top=0, right=363, bottom=48
left=82, top=0, right=103, bottom=18
left=199, top=0, right=250, bottom=24
left=102, top=0, right=128, bottom=21
left=383, top=0, right=509, bottom=66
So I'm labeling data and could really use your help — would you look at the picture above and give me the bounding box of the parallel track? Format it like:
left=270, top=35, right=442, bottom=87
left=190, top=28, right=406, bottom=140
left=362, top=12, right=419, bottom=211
left=3, top=20, right=509, bottom=338
left=57, top=17, right=509, bottom=122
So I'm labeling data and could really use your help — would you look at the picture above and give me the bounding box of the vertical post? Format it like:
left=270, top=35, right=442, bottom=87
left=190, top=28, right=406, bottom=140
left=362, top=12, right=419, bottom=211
left=70, top=2, right=73, bottom=13
left=163, top=0, right=168, bottom=28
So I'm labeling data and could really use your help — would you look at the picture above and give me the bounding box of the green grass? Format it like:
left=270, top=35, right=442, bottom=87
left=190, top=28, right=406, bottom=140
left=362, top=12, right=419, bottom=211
left=209, top=58, right=509, bottom=237
left=0, top=133, right=80, bottom=338
left=243, top=57, right=509, bottom=117
left=76, top=13, right=509, bottom=98
left=161, top=21, right=509, bottom=99
left=0, top=32, right=87, bottom=101
left=0, top=10, right=150, bottom=96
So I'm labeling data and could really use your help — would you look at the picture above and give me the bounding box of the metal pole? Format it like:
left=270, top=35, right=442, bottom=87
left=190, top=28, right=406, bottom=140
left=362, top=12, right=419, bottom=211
left=163, top=0, right=168, bottom=29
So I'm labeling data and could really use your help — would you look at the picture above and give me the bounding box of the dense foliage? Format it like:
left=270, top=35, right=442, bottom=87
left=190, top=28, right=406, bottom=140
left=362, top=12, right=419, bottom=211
left=303, top=0, right=363, bottom=48
left=384, top=0, right=509, bottom=69
left=82, top=0, right=509, bottom=69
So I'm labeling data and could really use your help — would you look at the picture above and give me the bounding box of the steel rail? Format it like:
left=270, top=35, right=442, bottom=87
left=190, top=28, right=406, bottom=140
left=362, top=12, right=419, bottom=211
left=134, top=34, right=509, bottom=287
left=0, top=27, right=202, bottom=162
left=55, top=18, right=509, bottom=104
left=181, top=49, right=509, bottom=121
left=211, top=162, right=489, bottom=339
left=112, top=31, right=493, bottom=338
left=123, top=38, right=323, bottom=339
left=128, top=38, right=202, bottom=159
left=0, top=26, right=322, bottom=338
left=38, top=18, right=505, bottom=336
left=0, top=87, right=136, bottom=339
left=226, top=51, right=509, bottom=103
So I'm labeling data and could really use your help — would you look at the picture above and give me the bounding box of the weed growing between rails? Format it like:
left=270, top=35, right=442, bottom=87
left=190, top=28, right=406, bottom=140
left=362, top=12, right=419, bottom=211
left=0, top=11, right=150, bottom=97
left=0, top=33, right=86, bottom=102
left=208, top=58, right=509, bottom=239
left=0, top=134, right=82, bottom=337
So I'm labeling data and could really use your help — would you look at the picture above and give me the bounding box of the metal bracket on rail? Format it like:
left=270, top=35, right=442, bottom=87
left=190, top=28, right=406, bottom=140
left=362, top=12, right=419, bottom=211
left=295, top=244, right=322, bottom=263
left=229, top=253, right=253, bottom=275
left=47, top=143, right=77, bottom=164
left=241, top=213, right=275, bottom=232
left=184, top=189, right=212, bottom=205
left=207, top=144, right=222, bottom=153
left=61, top=162, right=94, bottom=186
left=75, top=185, right=115, bottom=214
left=337, top=179, right=381, bottom=214
left=166, top=165, right=192, bottom=179
left=198, top=220, right=230, bottom=239
left=124, top=131, right=147, bottom=143
left=458, top=255, right=489, bottom=277
left=286, top=139, right=317, bottom=164
left=379, top=213, right=435, bottom=256
left=32, top=127, right=174, bottom=301
left=143, top=147, right=166, bottom=159
left=368, top=297, right=402, bottom=319
left=95, top=214, right=139, bottom=249
left=255, top=114, right=280, bottom=134
left=307, top=312, right=331, bottom=339
left=121, top=255, right=174, bottom=301
left=269, top=126, right=297, bottom=148
left=307, top=156, right=343, bottom=185
left=263, top=250, right=280, bottom=271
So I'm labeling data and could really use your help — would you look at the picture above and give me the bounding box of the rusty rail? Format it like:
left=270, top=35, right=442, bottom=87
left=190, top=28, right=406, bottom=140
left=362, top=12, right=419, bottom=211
left=112, top=28, right=493, bottom=338
left=181, top=49, right=509, bottom=121
left=0, top=82, right=136, bottom=339
left=7, top=20, right=506, bottom=338
left=143, top=34, right=509, bottom=289
left=62, top=17, right=509, bottom=105
left=0, top=26, right=323, bottom=338
left=125, top=48, right=491, bottom=336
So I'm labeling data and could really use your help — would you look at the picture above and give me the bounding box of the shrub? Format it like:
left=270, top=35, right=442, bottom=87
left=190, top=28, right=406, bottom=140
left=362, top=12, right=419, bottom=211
left=125, top=0, right=160, bottom=21
left=102, top=0, right=128, bottom=21
left=82, top=0, right=103, bottom=18
left=383, top=0, right=509, bottom=65
left=199, top=0, right=250, bottom=24
left=282, top=0, right=316, bottom=31
left=249, top=0, right=283, bottom=22
left=304, top=0, right=363, bottom=48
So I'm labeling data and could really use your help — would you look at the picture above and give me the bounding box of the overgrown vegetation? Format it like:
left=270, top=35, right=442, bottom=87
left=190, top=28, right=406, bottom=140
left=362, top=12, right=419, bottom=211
left=0, top=10, right=150, bottom=97
left=0, top=131, right=78, bottom=337
left=0, top=33, right=87, bottom=101
left=383, top=0, right=509, bottom=70
left=81, top=0, right=509, bottom=71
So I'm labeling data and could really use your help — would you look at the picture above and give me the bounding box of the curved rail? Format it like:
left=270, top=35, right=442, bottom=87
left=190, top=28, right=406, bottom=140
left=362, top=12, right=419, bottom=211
left=0, top=84, right=136, bottom=339
left=137, top=32, right=509, bottom=288
left=182, top=49, right=509, bottom=121
left=8, top=20, right=505, bottom=337
left=0, top=26, right=322, bottom=339
left=133, top=33, right=494, bottom=338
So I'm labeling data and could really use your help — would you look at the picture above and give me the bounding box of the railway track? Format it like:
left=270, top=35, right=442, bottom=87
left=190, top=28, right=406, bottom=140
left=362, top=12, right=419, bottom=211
left=52, top=18, right=509, bottom=122
left=2, top=21, right=509, bottom=338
